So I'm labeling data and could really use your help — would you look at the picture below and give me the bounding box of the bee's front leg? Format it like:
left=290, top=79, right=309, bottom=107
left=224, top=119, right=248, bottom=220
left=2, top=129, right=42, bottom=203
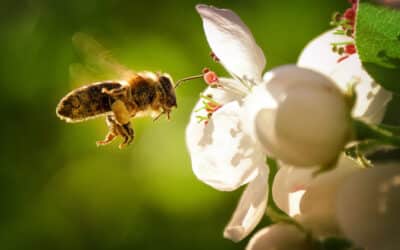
left=166, top=109, right=171, bottom=120
left=96, top=115, right=135, bottom=149
left=152, top=108, right=171, bottom=122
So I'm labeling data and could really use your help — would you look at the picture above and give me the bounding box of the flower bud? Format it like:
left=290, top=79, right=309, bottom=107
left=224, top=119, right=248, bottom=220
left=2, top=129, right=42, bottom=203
left=272, top=156, right=360, bottom=237
left=246, top=224, right=311, bottom=250
left=337, top=163, right=400, bottom=250
left=255, top=66, right=352, bottom=167
left=298, top=157, right=360, bottom=237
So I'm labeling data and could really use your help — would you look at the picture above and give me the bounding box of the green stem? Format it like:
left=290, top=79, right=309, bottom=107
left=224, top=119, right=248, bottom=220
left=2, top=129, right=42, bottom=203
left=199, top=94, right=219, bottom=105
left=353, top=119, right=400, bottom=147
left=378, top=124, right=400, bottom=136
left=333, top=30, right=346, bottom=35
left=331, top=41, right=354, bottom=46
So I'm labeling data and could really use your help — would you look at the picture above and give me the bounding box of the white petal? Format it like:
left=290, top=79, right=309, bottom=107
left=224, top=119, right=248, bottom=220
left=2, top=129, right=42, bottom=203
left=273, top=156, right=361, bottom=237
left=219, top=77, right=250, bottom=96
left=196, top=4, right=266, bottom=82
left=297, top=29, right=348, bottom=76
left=329, top=55, right=392, bottom=123
left=298, top=156, right=361, bottom=237
left=224, top=167, right=268, bottom=242
left=246, top=224, right=310, bottom=250
left=337, top=163, right=400, bottom=250
left=297, top=29, right=392, bottom=123
left=200, top=85, right=241, bottom=105
left=186, top=89, right=265, bottom=191
left=272, top=165, right=313, bottom=215
left=240, top=83, right=278, bottom=143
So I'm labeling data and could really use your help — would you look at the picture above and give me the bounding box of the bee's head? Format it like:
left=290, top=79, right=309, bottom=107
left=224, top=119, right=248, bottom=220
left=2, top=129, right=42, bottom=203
left=159, top=74, right=177, bottom=108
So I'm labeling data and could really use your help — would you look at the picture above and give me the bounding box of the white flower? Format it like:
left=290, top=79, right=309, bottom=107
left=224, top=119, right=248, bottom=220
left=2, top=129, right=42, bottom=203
left=186, top=4, right=357, bottom=242
left=271, top=29, right=393, bottom=237
left=186, top=4, right=269, bottom=242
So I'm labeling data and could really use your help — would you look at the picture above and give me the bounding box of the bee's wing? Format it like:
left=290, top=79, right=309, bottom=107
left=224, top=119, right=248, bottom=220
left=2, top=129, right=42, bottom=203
left=69, top=63, right=102, bottom=87
left=70, top=32, right=134, bottom=86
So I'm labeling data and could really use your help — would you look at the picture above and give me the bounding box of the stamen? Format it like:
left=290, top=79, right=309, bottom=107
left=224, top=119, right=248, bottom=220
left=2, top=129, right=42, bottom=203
left=195, top=94, right=223, bottom=125
left=210, top=51, right=220, bottom=62
left=329, top=0, right=358, bottom=63
left=228, top=70, right=253, bottom=91
left=202, top=68, right=247, bottom=97
left=338, top=55, right=350, bottom=63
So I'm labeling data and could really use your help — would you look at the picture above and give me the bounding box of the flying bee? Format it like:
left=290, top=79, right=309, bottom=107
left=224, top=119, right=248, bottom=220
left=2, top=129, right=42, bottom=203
left=57, top=71, right=177, bottom=149
left=56, top=33, right=200, bottom=149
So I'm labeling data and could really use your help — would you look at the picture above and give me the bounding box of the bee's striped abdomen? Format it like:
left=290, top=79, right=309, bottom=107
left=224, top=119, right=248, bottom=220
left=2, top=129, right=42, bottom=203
left=56, top=82, right=122, bottom=123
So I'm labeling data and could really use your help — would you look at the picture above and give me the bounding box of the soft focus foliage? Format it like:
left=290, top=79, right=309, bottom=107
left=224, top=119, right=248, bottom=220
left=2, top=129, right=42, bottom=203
left=0, top=0, right=354, bottom=249
left=355, top=0, right=400, bottom=93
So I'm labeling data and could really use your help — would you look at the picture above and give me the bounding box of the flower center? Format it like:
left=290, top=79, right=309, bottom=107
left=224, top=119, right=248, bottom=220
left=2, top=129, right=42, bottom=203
left=330, top=0, right=358, bottom=62
left=195, top=93, right=223, bottom=125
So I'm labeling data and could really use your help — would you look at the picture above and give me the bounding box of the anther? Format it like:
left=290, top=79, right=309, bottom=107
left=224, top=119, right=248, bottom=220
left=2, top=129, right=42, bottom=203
left=345, top=44, right=356, bottom=54
left=203, top=70, right=219, bottom=85
left=210, top=52, right=220, bottom=62
left=346, top=28, right=354, bottom=37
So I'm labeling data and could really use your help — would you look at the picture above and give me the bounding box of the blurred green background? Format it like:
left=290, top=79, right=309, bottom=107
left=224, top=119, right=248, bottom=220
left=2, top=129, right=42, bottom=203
left=0, top=0, right=347, bottom=249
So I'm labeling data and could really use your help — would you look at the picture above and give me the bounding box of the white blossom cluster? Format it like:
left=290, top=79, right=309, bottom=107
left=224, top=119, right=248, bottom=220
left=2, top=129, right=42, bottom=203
left=185, top=4, right=400, bottom=250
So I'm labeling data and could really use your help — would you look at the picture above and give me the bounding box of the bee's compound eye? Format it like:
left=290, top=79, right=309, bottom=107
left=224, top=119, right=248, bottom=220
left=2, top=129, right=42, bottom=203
left=170, top=97, right=177, bottom=108
left=159, top=76, right=177, bottom=108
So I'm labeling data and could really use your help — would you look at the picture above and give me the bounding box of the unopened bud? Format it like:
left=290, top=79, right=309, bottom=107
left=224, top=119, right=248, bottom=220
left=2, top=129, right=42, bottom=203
left=253, top=66, right=352, bottom=167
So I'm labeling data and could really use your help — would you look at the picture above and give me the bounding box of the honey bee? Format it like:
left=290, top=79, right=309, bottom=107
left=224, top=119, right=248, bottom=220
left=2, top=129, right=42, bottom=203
left=56, top=33, right=177, bottom=149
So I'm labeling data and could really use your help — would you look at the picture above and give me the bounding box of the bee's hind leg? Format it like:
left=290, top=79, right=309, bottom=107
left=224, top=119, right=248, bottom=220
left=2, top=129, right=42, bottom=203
left=96, top=115, right=135, bottom=149
left=120, top=123, right=134, bottom=148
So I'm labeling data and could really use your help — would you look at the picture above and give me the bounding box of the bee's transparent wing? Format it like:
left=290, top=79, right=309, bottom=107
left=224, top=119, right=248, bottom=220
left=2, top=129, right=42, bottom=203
left=70, top=32, right=134, bottom=86
left=68, top=63, right=104, bottom=87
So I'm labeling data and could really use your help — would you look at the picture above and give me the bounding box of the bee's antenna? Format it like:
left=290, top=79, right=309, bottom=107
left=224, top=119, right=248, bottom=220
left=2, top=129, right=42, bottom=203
left=175, top=74, right=204, bottom=88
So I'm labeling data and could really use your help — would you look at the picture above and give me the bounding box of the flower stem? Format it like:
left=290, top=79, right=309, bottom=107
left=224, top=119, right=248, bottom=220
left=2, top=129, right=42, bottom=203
left=199, top=94, right=219, bottom=105
left=353, top=119, right=400, bottom=147
left=378, top=124, right=400, bottom=136
left=331, top=41, right=354, bottom=46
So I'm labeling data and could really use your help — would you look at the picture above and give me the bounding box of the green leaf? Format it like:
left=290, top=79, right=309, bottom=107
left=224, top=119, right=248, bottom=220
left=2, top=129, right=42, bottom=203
left=355, top=1, right=400, bottom=93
